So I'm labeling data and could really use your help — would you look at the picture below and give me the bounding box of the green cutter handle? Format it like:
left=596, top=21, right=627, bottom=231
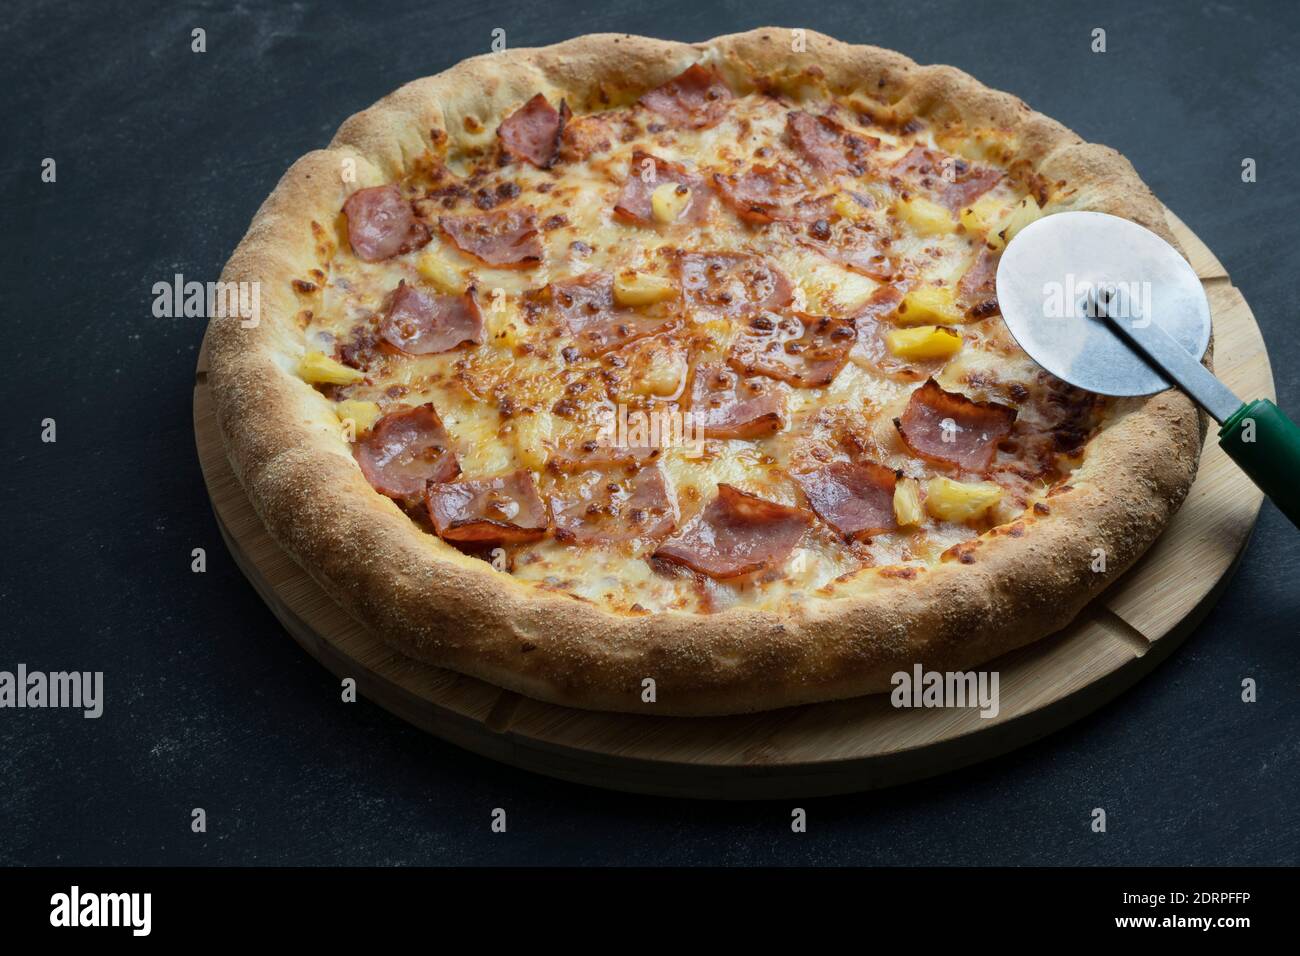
left=1219, top=399, right=1300, bottom=528
left=1100, top=311, right=1300, bottom=530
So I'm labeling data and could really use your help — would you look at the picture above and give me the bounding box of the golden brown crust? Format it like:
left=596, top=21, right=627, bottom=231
left=208, top=29, right=1202, bottom=715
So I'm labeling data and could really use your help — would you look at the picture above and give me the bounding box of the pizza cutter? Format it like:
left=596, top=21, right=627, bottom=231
left=996, top=210, right=1300, bottom=529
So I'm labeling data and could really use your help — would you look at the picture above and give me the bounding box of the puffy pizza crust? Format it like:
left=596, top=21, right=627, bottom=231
left=208, top=29, right=1202, bottom=715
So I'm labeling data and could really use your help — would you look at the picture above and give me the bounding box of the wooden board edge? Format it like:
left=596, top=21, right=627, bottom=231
left=191, top=206, right=1266, bottom=798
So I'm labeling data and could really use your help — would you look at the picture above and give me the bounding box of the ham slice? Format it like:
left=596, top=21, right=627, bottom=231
left=854, top=282, right=904, bottom=324
left=613, top=151, right=712, bottom=225
left=561, top=113, right=614, bottom=160
left=551, top=272, right=676, bottom=356
left=714, top=165, right=830, bottom=224
left=786, top=111, right=877, bottom=175
left=678, top=251, right=793, bottom=319
left=354, top=404, right=459, bottom=498
left=379, top=281, right=483, bottom=355
left=895, top=378, right=1017, bottom=472
left=343, top=185, right=431, bottom=262
left=798, top=226, right=894, bottom=281
left=890, top=145, right=934, bottom=181
left=426, top=469, right=549, bottom=544
left=551, top=466, right=676, bottom=544
left=550, top=440, right=661, bottom=472
left=957, top=247, right=1000, bottom=319
left=727, top=312, right=857, bottom=388
left=653, top=484, right=812, bottom=579
left=941, top=167, right=1003, bottom=212
left=850, top=284, right=930, bottom=381
left=336, top=322, right=381, bottom=371
left=440, top=208, right=543, bottom=269
left=688, top=364, right=784, bottom=439
left=794, top=461, right=898, bottom=540
left=890, top=146, right=1002, bottom=212
left=639, top=64, right=732, bottom=129
left=497, top=94, right=569, bottom=168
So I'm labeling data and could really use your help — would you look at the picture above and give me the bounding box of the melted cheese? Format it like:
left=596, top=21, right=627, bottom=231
left=300, top=83, right=1096, bottom=615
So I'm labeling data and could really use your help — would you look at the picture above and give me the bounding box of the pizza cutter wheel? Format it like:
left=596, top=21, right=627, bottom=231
left=997, top=211, right=1300, bottom=529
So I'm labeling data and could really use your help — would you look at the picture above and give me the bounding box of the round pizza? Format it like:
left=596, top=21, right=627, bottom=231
left=208, top=29, right=1202, bottom=715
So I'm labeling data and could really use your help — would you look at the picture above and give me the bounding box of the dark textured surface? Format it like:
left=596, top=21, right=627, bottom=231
left=1, top=0, right=1296, bottom=866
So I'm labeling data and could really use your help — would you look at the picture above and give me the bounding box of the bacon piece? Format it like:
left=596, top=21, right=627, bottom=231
left=794, top=461, right=898, bottom=541
left=354, top=404, right=459, bottom=498
left=551, top=466, right=676, bottom=544
left=497, top=94, right=569, bottom=168
left=426, top=469, right=549, bottom=544
left=678, top=251, right=793, bottom=319
left=727, top=312, right=857, bottom=388
left=688, top=363, right=784, bottom=439
left=378, top=281, right=483, bottom=355
left=639, top=64, right=732, bottom=129
left=714, top=165, right=830, bottom=224
left=786, top=111, right=877, bottom=175
left=957, top=247, right=1000, bottom=318
left=440, top=207, right=543, bottom=269
left=613, top=151, right=712, bottom=225
left=551, top=272, right=677, bottom=356
left=343, top=185, right=431, bottom=262
left=895, top=378, right=1017, bottom=472
left=654, top=484, right=812, bottom=579
left=890, top=146, right=1002, bottom=212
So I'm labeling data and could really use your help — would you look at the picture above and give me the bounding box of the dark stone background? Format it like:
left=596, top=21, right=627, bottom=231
left=2, top=0, right=1296, bottom=865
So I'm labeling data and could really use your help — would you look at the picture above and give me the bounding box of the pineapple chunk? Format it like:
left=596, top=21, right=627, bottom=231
left=833, top=193, right=870, bottom=221
left=951, top=137, right=991, bottom=164
left=971, top=195, right=1044, bottom=251
left=651, top=183, right=692, bottom=224
left=948, top=129, right=1015, bottom=165
left=994, top=196, right=1042, bottom=248
left=896, top=286, right=964, bottom=326
left=894, top=195, right=956, bottom=235
left=959, top=193, right=1007, bottom=238
left=893, top=477, right=925, bottom=527
left=629, top=343, right=687, bottom=397
left=885, top=325, right=963, bottom=361
left=486, top=306, right=521, bottom=348
left=416, top=250, right=468, bottom=294
left=299, top=351, right=363, bottom=385
left=925, top=477, right=1003, bottom=523
left=613, top=270, right=678, bottom=307
left=855, top=181, right=894, bottom=210
left=513, top=413, right=552, bottom=470
left=334, top=399, right=381, bottom=434
left=691, top=317, right=734, bottom=351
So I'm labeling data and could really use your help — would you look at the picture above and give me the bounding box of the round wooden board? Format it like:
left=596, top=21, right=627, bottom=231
left=194, top=208, right=1272, bottom=800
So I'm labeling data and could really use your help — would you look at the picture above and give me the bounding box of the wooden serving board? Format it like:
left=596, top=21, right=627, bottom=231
left=193, top=208, right=1272, bottom=799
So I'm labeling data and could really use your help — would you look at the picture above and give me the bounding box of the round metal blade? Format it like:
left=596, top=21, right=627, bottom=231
left=995, top=211, right=1211, bottom=397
